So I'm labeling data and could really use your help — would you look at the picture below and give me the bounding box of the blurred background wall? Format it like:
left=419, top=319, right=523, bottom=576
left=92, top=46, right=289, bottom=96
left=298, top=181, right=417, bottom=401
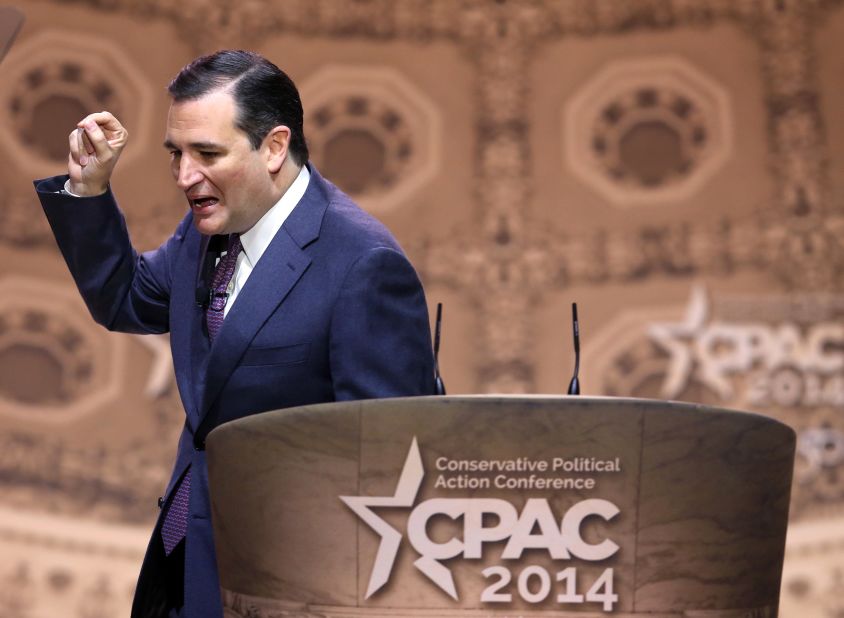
left=1, top=0, right=843, bottom=615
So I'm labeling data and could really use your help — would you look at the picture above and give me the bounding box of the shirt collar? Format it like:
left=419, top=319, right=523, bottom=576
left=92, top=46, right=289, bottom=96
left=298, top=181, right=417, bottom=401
left=239, top=165, right=311, bottom=267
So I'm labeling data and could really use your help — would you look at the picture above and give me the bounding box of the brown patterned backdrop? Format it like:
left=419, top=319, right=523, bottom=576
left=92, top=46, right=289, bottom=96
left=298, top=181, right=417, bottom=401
left=1, top=0, right=843, bottom=615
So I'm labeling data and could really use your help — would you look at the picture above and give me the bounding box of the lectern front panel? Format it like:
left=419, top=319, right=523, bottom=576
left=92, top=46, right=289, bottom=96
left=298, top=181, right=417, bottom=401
left=206, top=396, right=794, bottom=617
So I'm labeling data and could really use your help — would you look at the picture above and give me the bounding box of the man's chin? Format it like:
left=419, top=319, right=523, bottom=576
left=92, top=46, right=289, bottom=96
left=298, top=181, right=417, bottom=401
left=192, top=215, right=228, bottom=237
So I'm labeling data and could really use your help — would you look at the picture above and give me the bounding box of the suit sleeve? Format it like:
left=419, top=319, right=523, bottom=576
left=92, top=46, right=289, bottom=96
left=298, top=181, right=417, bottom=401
left=34, top=175, right=187, bottom=334
left=329, top=246, right=437, bottom=400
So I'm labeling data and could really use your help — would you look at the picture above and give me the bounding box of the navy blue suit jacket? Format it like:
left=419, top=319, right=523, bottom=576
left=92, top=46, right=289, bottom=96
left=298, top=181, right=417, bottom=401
left=35, top=165, right=436, bottom=617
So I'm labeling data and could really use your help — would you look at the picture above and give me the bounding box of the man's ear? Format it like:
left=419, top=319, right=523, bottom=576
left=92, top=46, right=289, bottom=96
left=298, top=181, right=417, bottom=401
left=266, top=125, right=291, bottom=173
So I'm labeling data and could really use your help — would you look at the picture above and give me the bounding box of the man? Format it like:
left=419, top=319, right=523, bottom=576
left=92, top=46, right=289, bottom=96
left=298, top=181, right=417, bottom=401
left=34, top=50, right=436, bottom=618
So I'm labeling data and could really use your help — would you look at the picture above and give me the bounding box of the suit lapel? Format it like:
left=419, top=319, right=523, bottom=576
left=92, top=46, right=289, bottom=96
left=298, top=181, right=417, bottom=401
left=170, top=232, right=215, bottom=431
left=199, top=231, right=311, bottom=415
left=186, top=233, right=222, bottom=428
left=197, top=166, right=329, bottom=420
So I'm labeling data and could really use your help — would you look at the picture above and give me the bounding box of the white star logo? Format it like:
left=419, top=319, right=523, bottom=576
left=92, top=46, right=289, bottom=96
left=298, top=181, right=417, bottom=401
left=648, top=284, right=730, bottom=399
left=340, top=437, right=425, bottom=599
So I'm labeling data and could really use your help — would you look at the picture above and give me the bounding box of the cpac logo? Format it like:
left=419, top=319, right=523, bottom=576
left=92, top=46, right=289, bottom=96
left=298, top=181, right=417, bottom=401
left=649, top=285, right=844, bottom=406
left=341, top=438, right=620, bottom=601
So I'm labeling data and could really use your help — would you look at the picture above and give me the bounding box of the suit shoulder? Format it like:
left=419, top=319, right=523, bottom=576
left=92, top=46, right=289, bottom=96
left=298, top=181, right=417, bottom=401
left=320, top=184, right=403, bottom=253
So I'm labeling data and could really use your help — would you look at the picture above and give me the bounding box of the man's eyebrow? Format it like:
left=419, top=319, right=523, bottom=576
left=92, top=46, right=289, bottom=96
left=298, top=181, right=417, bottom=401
left=162, top=140, right=225, bottom=151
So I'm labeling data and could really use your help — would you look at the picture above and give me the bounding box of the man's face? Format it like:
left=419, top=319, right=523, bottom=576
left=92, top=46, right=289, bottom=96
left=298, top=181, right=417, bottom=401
left=164, top=89, right=275, bottom=236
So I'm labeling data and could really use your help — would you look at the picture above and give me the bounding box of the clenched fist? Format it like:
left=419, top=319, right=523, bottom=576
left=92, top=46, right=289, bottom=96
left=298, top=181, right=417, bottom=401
left=68, top=111, right=129, bottom=196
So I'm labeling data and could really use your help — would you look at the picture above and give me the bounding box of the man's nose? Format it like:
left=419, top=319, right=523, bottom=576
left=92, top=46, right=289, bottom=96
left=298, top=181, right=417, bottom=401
left=175, top=156, right=203, bottom=190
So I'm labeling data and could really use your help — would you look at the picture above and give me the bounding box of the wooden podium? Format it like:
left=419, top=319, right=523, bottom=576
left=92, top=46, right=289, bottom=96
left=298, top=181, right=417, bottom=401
left=206, top=396, right=795, bottom=617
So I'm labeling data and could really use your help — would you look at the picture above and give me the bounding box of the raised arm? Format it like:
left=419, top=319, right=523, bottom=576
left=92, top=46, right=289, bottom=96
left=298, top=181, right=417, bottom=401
left=35, top=111, right=186, bottom=335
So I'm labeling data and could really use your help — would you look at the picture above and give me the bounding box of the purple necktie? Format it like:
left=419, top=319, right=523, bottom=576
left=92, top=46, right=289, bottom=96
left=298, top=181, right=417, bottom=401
left=160, top=234, right=242, bottom=555
left=206, top=234, right=243, bottom=341
left=160, top=469, right=191, bottom=555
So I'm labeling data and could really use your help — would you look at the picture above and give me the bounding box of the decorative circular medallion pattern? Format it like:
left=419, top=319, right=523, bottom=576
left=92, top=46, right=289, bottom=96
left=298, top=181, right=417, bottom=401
left=0, top=277, right=127, bottom=423
left=0, top=309, right=94, bottom=406
left=311, top=96, right=413, bottom=195
left=564, top=56, right=733, bottom=206
left=0, top=31, right=152, bottom=177
left=10, top=63, right=121, bottom=163
left=300, top=66, right=441, bottom=213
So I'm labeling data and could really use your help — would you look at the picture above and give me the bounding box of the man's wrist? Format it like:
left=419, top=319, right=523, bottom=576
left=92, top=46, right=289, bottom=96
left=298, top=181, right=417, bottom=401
left=60, top=179, right=81, bottom=197
left=63, top=179, right=108, bottom=197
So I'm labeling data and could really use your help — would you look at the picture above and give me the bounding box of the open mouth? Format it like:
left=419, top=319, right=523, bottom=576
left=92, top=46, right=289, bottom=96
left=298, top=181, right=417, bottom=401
left=190, top=196, right=219, bottom=209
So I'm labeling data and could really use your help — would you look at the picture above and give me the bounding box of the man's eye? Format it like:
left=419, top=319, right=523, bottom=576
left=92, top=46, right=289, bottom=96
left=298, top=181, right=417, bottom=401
left=200, top=151, right=219, bottom=159
left=169, top=150, right=181, bottom=159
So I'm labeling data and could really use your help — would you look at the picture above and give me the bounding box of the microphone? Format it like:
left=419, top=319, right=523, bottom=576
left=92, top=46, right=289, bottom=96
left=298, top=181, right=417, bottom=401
left=434, top=302, right=446, bottom=395
left=196, top=235, right=225, bottom=308
left=567, top=302, right=580, bottom=395
left=195, top=285, right=211, bottom=308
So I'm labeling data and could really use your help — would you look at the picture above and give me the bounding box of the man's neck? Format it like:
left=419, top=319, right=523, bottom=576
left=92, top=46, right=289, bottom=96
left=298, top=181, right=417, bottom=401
left=237, top=159, right=305, bottom=235
left=239, top=164, right=310, bottom=265
left=269, top=159, right=303, bottom=206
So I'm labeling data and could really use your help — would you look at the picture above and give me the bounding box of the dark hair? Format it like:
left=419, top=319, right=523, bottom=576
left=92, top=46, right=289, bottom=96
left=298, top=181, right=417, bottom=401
left=168, top=50, right=308, bottom=165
